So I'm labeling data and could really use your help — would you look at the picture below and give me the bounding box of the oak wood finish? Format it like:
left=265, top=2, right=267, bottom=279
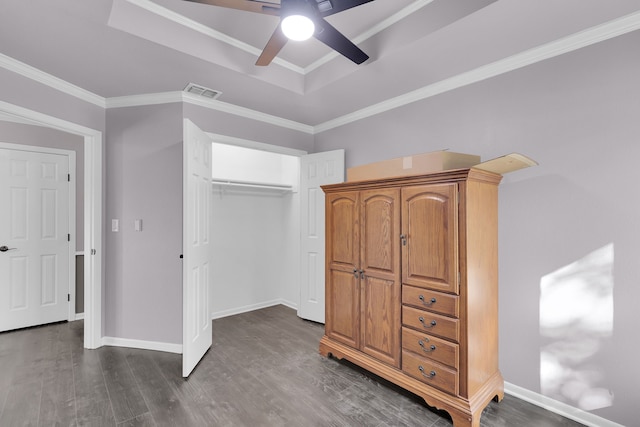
left=321, top=168, right=505, bottom=427
left=402, top=284, right=460, bottom=317
left=326, top=188, right=402, bottom=369
left=402, top=326, right=459, bottom=370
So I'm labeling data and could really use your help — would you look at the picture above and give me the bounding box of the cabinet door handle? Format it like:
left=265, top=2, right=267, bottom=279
left=419, top=317, right=437, bottom=328
left=353, top=268, right=359, bottom=279
left=418, top=366, right=436, bottom=379
left=418, top=295, right=437, bottom=306
left=400, top=234, right=407, bottom=246
left=360, top=270, right=365, bottom=279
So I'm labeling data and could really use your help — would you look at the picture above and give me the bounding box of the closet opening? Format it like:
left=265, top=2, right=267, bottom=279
left=210, top=142, right=302, bottom=320
left=209, top=138, right=344, bottom=323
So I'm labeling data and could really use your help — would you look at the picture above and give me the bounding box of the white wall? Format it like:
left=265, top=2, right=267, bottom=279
left=210, top=144, right=302, bottom=318
left=211, top=192, right=287, bottom=317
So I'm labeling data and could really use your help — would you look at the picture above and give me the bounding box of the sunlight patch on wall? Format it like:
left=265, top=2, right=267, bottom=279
left=540, top=243, right=614, bottom=411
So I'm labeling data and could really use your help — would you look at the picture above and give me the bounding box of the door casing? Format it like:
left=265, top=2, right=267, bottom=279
left=0, top=100, right=103, bottom=349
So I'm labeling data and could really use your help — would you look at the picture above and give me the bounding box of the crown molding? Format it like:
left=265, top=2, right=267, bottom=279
left=105, top=91, right=184, bottom=108
left=105, top=90, right=314, bottom=134
left=304, top=0, right=435, bottom=73
left=182, top=92, right=315, bottom=134
left=127, top=0, right=432, bottom=76
left=2, top=10, right=638, bottom=136
left=0, top=53, right=106, bottom=108
left=314, top=9, right=640, bottom=133
left=124, top=0, right=305, bottom=74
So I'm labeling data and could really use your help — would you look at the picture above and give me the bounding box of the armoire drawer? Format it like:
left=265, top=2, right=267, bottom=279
left=402, top=327, right=459, bottom=370
left=402, top=285, right=459, bottom=317
left=402, top=306, right=459, bottom=342
left=402, top=350, right=458, bottom=396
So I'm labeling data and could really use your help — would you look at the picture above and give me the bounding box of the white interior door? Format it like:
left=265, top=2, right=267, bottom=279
left=182, top=119, right=213, bottom=377
left=0, top=148, right=70, bottom=332
left=299, top=149, right=345, bottom=323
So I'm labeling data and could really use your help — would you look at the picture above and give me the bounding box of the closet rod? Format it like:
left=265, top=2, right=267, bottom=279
left=211, top=180, right=293, bottom=192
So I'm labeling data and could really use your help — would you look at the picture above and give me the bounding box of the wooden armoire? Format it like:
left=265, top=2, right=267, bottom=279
left=319, top=168, right=504, bottom=427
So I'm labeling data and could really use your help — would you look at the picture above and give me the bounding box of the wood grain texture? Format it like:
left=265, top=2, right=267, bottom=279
left=0, top=306, right=585, bottom=427
left=322, top=170, right=507, bottom=427
left=402, top=284, right=460, bottom=317
left=402, top=183, right=459, bottom=294
left=403, top=306, right=460, bottom=342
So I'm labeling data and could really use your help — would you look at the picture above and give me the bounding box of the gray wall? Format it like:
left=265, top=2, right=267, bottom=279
left=104, top=101, right=312, bottom=345
left=314, top=31, right=640, bottom=426
left=104, top=103, right=184, bottom=344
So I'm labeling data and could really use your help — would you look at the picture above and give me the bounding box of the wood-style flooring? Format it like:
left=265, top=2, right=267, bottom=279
left=0, top=305, right=585, bottom=426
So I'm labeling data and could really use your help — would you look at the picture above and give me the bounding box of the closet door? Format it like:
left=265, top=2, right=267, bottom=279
left=325, top=192, right=360, bottom=348
left=299, top=149, right=344, bottom=323
left=401, top=184, right=459, bottom=294
left=182, top=119, right=212, bottom=377
left=359, top=188, right=401, bottom=368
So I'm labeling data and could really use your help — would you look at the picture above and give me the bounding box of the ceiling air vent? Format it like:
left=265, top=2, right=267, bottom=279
left=183, top=83, right=222, bottom=100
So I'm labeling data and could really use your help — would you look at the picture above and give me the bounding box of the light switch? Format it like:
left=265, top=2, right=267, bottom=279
left=112, top=219, right=119, bottom=232
left=134, top=219, right=143, bottom=232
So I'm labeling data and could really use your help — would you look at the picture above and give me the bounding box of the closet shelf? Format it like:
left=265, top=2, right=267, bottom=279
left=211, top=179, right=294, bottom=195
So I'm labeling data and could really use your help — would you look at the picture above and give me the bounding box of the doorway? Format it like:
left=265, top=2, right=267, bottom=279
left=0, top=101, right=103, bottom=349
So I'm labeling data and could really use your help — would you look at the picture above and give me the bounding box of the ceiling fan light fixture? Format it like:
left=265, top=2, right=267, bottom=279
left=281, top=14, right=315, bottom=41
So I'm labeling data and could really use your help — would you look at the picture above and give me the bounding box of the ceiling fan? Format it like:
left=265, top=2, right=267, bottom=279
left=183, top=0, right=374, bottom=66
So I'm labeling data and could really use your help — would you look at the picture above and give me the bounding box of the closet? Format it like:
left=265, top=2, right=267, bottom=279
left=320, top=168, right=504, bottom=427
left=209, top=142, right=344, bottom=321
left=210, top=143, right=299, bottom=318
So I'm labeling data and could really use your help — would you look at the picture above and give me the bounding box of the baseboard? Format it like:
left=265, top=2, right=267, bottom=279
left=102, top=336, right=182, bottom=354
left=279, top=298, right=298, bottom=311
left=504, top=382, right=622, bottom=427
left=211, top=299, right=297, bottom=320
left=74, top=313, right=85, bottom=321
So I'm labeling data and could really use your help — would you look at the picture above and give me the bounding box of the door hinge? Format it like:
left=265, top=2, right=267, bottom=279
left=68, top=234, right=71, bottom=242
left=68, top=173, right=71, bottom=182
left=67, top=293, right=70, bottom=302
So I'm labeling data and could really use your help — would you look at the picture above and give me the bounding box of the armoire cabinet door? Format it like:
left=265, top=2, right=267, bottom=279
left=401, top=184, right=459, bottom=294
left=325, top=192, right=360, bottom=348
left=360, top=189, right=401, bottom=368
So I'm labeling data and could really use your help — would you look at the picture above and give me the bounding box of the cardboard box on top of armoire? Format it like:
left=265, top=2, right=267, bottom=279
left=346, top=151, right=537, bottom=181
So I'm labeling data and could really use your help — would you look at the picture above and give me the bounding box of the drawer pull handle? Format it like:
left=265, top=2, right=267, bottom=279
left=418, top=295, right=437, bottom=306
left=418, top=366, right=436, bottom=379
left=419, top=317, right=437, bottom=328
left=419, top=340, right=436, bottom=353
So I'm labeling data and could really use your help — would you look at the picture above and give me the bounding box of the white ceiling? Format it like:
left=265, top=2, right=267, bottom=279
left=1, top=0, right=639, bottom=126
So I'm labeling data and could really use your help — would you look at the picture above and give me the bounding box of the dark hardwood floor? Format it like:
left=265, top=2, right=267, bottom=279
left=0, top=305, right=585, bottom=426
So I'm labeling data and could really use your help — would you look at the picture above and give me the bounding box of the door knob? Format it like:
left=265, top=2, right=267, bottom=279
left=0, top=245, right=17, bottom=252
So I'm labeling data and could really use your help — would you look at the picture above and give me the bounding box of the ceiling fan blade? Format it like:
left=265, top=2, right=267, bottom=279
left=317, top=0, right=374, bottom=17
left=256, top=25, right=289, bottom=66
left=313, top=18, right=368, bottom=64
left=182, top=0, right=280, bottom=16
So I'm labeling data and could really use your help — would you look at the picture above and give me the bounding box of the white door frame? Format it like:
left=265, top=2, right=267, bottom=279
left=0, top=100, right=103, bottom=349
left=0, top=143, right=76, bottom=324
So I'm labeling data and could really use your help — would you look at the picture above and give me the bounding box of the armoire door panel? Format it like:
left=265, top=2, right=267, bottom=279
left=326, top=269, right=360, bottom=348
left=360, top=189, right=400, bottom=275
left=361, top=275, right=401, bottom=367
left=326, top=192, right=359, bottom=268
left=402, top=184, right=459, bottom=294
